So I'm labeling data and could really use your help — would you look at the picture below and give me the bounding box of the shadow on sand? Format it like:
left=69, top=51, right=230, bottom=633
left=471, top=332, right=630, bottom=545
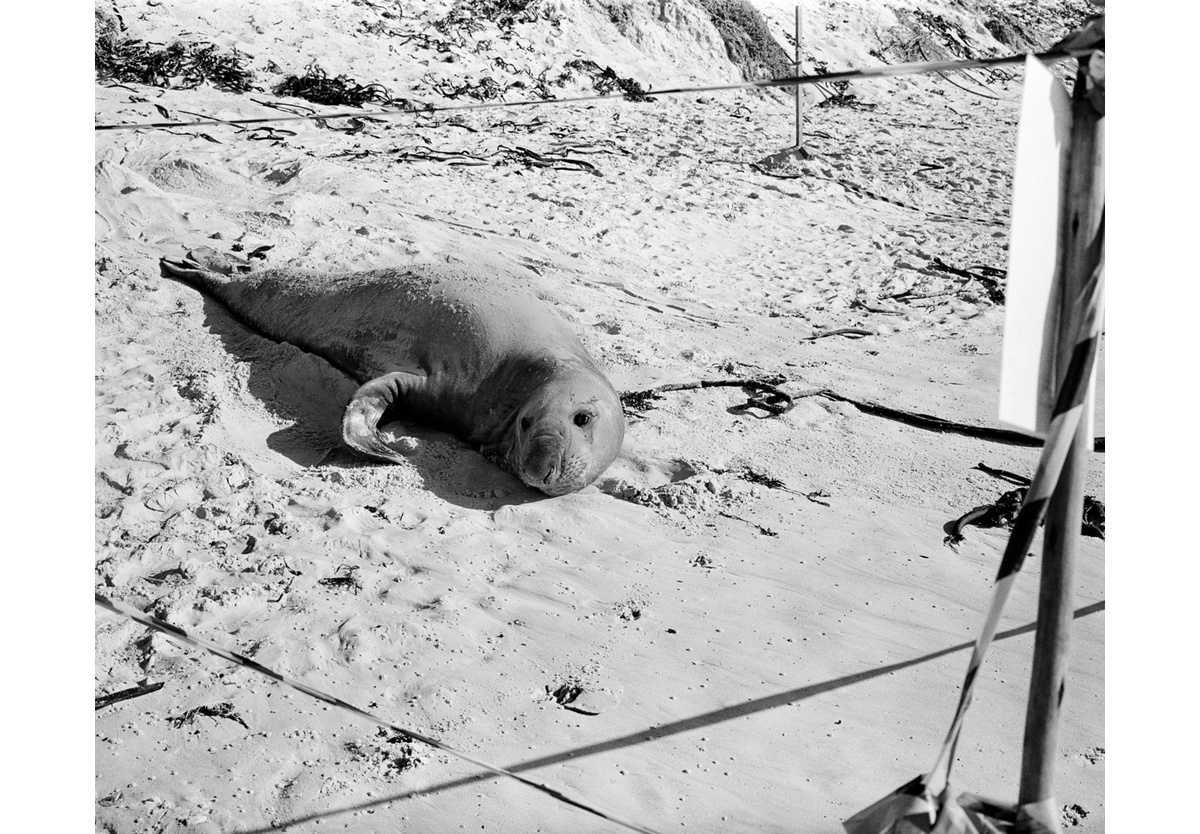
left=231, top=600, right=1105, bottom=834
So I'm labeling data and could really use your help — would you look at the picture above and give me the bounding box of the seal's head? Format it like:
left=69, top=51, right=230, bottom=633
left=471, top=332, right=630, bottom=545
left=503, top=366, right=625, bottom=496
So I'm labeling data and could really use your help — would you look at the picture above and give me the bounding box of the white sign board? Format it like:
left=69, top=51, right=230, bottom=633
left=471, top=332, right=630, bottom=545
left=999, top=56, right=1093, bottom=440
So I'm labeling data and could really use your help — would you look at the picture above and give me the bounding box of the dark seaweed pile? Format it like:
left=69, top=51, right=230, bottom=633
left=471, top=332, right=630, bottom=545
left=96, top=0, right=650, bottom=110
left=620, top=389, right=666, bottom=415
left=96, top=37, right=256, bottom=93
left=445, top=0, right=559, bottom=35
left=562, top=59, right=652, bottom=101
left=274, top=62, right=406, bottom=107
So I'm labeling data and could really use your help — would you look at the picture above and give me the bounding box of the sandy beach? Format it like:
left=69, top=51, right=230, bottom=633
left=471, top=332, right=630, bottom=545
left=93, top=2, right=1108, bottom=831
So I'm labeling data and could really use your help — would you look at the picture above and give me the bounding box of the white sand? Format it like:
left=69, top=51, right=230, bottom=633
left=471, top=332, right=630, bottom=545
left=94, top=2, right=1104, bottom=832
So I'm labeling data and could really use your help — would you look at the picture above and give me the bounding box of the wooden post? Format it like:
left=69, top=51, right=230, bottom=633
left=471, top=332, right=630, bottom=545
left=1014, top=54, right=1104, bottom=834
left=794, top=5, right=804, bottom=149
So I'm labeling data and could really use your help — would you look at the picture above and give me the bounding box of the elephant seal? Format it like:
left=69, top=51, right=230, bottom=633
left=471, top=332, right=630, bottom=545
left=161, top=248, right=625, bottom=496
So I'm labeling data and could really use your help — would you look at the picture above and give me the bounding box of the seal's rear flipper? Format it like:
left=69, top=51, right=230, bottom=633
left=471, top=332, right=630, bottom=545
left=342, top=372, right=426, bottom=464
left=160, top=247, right=248, bottom=281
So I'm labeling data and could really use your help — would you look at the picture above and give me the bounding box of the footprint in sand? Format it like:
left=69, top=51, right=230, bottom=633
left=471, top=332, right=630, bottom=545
left=601, top=454, right=700, bottom=489
left=261, top=760, right=325, bottom=826
left=333, top=616, right=393, bottom=665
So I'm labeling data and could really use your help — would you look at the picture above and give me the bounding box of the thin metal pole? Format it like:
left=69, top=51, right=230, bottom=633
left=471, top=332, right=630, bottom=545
left=794, top=5, right=804, bottom=148
left=1015, top=54, right=1104, bottom=834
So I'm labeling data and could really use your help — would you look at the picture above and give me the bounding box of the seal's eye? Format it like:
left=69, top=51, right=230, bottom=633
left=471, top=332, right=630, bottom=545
left=573, top=412, right=591, bottom=427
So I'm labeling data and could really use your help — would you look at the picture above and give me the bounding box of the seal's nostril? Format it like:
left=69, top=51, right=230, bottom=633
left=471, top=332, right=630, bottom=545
left=520, top=417, right=532, bottom=432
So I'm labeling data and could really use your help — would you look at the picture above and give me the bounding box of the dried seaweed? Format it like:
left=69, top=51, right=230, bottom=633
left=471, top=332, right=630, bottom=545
left=945, top=487, right=1106, bottom=546
left=418, top=59, right=650, bottom=105
left=167, top=702, right=250, bottom=731
left=549, top=682, right=584, bottom=706
left=719, top=468, right=831, bottom=506
left=620, top=377, right=793, bottom=417
left=973, top=462, right=1029, bottom=486
left=1081, top=496, right=1105, bottom=539
left=735, top=468, right=789, bottom=491
left=561, top=59, right=653, bottom=101
left=910, top=9, right=981, bottom=60
left=96, top=38, right=256, bottom=92
left=594, top=67, right=652, bottom=101
left=355, top=0, right=644, bottom=105
left=809, top=59, right=876, bottom=110
left=427, top=75, right=508, bottom=102
left=620, top=389, right=666, bottom=415
left=719, top=511, right=780, bottom=536
left=928, top=257, right=1007, bottom=304
left=336, top=143, right=601, bottom=173
left=274, top=62, right=404, bottom=107
left=344, top=727, right=422, bottom=775
left=319, top=565, right=362, bottom=593
left=443, top=0, right=561, bottom=37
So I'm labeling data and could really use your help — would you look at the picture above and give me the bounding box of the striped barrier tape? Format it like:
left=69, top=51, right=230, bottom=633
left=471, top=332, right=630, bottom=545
left=95, top=592, right=663, bottom=834
left=94, top=47, right=1096, bottom=133
left=844, top=213, right=1104, bottom=834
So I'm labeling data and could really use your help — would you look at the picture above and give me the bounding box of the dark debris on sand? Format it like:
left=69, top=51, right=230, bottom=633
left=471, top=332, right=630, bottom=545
left=96, top=36, right=256, bottom=93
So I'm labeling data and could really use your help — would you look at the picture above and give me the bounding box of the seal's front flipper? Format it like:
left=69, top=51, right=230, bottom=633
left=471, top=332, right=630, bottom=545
left=342, top=371, right=425, bottom=464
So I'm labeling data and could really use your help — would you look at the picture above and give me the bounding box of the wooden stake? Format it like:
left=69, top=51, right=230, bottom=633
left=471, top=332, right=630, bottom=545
left=1015, top=55, right=1104, bottom=834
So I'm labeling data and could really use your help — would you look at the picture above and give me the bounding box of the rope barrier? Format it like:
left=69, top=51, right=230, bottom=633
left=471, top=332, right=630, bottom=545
left=94, top=48, right=1094, bottom=133
left=95, top=592, right=663, bottom=834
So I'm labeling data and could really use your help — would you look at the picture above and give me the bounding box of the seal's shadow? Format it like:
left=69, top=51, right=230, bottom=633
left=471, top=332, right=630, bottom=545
left=178, top=282, right=547, bottom=510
